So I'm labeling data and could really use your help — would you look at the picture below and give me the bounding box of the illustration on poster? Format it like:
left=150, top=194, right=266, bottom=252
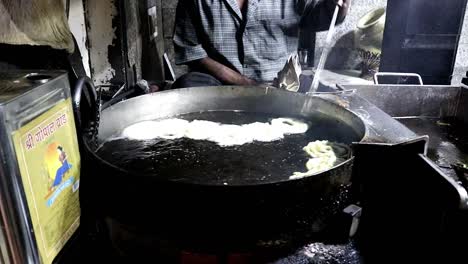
left=53, top=146, right=72, bottom=187
left=45, top=142, right=73, bottom=196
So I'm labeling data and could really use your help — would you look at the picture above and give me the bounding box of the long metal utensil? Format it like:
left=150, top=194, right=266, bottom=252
left=308, top=5, right=340, bottom=94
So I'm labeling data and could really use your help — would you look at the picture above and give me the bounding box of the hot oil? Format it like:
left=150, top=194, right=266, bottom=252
left=96, top=111, right=359, bottom=185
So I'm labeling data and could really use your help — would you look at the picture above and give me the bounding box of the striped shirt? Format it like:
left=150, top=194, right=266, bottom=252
left=173, top=0, right=338, bottom=82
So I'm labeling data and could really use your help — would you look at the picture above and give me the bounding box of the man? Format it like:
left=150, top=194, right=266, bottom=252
left=172, top=0, right=350, bottom=88
left=52, top=146, right=72, bottom=189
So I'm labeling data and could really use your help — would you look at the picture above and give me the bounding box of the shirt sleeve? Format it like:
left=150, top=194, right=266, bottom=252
left=298, top=0, right=345, bottom=32
left=173, top=0, right=208, bottom=65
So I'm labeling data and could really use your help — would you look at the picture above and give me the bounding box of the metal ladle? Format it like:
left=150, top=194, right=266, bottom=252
left=308, top=4, right=341, bottom=94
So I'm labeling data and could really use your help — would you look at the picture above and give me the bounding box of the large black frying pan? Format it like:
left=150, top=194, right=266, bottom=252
left=74, top=78, right=366, bottom=252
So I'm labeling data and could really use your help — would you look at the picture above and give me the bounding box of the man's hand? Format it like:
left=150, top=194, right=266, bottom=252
left=336, top=0, right=351, bottom=21
left=191, top=57, right=258, bottom=86
left=335, top=0, right=350, bottom=8
left=239, top=76, right=258, bottom=85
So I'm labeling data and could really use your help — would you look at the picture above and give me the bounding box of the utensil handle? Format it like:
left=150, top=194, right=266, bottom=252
left=373, top=72, right=423, bottom=85
left=73, top=77, right=98, bottom=130
left=309, top=5, right=340, bottom=94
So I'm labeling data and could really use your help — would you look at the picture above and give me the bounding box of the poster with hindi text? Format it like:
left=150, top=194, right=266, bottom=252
left=12, top=98, right=81, bottom=264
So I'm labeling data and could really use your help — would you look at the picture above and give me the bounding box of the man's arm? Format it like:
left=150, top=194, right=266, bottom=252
left=173, top=1, right=256, bottom=85
left=189, top=58, right=257, bottom=85
left=333, top=0, right=351, bottom=23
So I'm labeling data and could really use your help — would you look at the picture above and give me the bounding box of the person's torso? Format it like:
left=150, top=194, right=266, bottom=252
left=195, top=0, right=302, bottom=82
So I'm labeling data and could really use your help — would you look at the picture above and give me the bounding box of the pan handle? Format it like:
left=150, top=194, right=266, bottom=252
left=73, top=77, right=98, bottom=131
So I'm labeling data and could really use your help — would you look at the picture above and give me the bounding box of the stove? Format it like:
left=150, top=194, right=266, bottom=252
left=348, top=83, right=468, bottom=189
left=58, top=83, right=468, bottom=264
left=58, top=233, right=363, bottom=264
left=176, top=241, right=362, bottom=264
left=81, top=200, right=363, bottom=264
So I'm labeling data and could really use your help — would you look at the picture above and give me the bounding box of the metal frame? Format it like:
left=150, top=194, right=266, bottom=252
left=373, top=72, right=423, bottom=85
